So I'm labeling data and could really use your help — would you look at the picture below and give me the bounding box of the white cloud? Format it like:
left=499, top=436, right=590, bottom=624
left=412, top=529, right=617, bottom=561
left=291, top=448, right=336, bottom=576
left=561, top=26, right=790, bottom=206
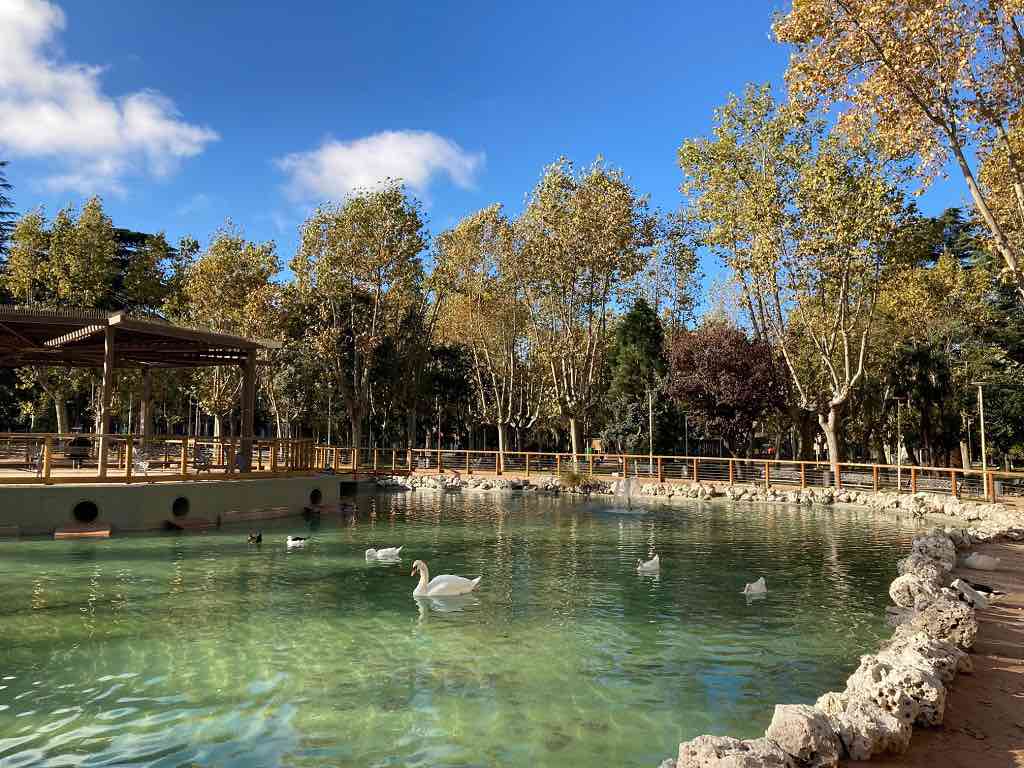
left=277, top=130, right=484, bottom=202
left=0, top=0, right=217, bottom=193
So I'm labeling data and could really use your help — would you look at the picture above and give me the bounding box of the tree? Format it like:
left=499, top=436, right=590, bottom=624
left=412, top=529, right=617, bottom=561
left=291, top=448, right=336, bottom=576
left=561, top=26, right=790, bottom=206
left=176, top=226, right=280, bottom=435
left=291, top=182, right=427, bottom=451
left=668, top=317, right=785, bottom=456
left=775, top=0, right=1024, bottom=303
left=0, top=160, right=14, bottom=257
left=601, top=298, right=666, bottom=455
left=678, top=85, right=909, bottom=481
left=434, top=204, right=543, bottom=466
left=518, top=157, right=656, bottom=461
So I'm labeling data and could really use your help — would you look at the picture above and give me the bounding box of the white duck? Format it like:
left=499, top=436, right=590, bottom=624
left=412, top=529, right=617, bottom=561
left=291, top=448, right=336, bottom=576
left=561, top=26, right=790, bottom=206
left=636, top=554, right=660, bottom=573
left=411, top=559, right=481, bottom=597
left=742, top=577, right=767, bottom=595
left=286, top=535, right=308, bottom=549
left=366, top=546, right=403, bottom=561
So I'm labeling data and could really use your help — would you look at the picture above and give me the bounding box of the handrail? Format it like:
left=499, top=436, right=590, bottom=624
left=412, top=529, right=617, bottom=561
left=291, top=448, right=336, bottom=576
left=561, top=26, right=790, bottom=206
left=311, top=444, right=1024, bottom=503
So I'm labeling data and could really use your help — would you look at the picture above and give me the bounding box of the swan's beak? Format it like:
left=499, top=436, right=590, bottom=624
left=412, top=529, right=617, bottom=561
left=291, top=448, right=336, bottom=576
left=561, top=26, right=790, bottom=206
left=410, top=567, right=416, bottom=576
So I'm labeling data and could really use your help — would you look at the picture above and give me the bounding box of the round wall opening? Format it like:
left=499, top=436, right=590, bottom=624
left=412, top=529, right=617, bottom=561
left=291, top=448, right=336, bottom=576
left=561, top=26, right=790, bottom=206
left=172, top=497, right=190, bottom=517
left=72, top=500, right=99, bottom=523
left=309, top=488, right=323, bottom=505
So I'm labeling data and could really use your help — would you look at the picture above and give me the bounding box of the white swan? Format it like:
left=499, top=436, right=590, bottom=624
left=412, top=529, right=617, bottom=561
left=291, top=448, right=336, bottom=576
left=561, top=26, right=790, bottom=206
left=636, top=554, right=660, bottom=573
left=366, top=546, right=403, bottom=561
left=411, top=559, right=481, bottom=597
left=742, top=577, right=767, bottom=595
left=286, top=535, right=308, bottom=549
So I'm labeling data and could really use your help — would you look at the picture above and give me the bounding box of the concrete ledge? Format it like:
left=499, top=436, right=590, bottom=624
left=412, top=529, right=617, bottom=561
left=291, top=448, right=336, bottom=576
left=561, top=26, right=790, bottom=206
left=0, top=475, right=340, bottom=535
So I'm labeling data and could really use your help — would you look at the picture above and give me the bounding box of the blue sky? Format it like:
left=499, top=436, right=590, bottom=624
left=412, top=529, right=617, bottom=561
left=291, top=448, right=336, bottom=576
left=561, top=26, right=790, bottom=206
left=1, top=0, right=971, bottom=274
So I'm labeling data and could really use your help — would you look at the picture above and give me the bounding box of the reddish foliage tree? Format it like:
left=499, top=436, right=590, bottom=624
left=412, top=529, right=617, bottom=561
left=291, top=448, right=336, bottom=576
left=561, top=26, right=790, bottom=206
left=668, top=318, right=785, bottom=456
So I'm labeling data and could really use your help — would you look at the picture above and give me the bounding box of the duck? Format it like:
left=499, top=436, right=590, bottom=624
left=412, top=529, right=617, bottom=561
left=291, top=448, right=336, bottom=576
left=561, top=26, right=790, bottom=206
left=247, top=531, right=262, bottom=544
left=286, top=535, right=308, bottom=549
left=742, top=577, right=767, bottom=595
left=366, top=546, right=403, bottom=561
left=411, top=559, right=481, bottom=597
left=636, top=554, right=660, bottom=573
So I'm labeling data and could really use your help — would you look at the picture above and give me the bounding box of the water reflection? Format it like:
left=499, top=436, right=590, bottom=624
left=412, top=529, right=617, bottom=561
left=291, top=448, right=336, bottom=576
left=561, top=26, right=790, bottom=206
left=0, top=493, right=919, bottom=768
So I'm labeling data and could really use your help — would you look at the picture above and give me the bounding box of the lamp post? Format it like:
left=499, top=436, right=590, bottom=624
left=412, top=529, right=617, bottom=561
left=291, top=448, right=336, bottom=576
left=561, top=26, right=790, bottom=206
left=888, top=396, right=907, bottom=493
left=971, top=382, right=988, bottom=500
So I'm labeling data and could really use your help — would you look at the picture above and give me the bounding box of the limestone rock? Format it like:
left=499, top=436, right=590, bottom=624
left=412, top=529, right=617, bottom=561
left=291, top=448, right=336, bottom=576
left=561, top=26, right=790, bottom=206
left=846, top=655, right=945, bottom=727
left=962, top=552, right=1001, bottom=571
left=676, top=735, right=795, bottom=768
left=910, top=532, right=957, bottom=573
left=896, top=552, right=948, bottom=586
left=814, top=691, right=849, bottom=717
left=882, top=629, right=972, bottom=682
left=832, top=698, right=912, bottom=760
left=889, top=574, right=941, bottom=609
left=907, top=596, right=978, bottom=649
left=764, top=704, right=839, bottom=767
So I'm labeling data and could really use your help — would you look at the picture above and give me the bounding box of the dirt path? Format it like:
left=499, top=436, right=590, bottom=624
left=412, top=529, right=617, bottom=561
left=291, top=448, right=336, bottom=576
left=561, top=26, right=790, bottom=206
left=849, top=540, right=1024, bottom=768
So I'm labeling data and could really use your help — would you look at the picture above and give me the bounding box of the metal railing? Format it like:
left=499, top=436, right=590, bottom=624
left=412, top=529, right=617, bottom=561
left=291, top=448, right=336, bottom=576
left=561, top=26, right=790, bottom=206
left=0, top=433, right=320, bottom=485
left=314, top=445, right=1024, bottom=504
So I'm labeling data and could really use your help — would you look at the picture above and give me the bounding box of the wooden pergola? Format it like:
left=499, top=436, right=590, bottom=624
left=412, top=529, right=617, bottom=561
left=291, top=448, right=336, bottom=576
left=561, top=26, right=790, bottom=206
left=0, top=306, right=273, bottom=476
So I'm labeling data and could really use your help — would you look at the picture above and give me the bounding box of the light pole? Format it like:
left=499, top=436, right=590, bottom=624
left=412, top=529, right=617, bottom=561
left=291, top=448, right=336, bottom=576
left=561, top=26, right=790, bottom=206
left=972, top=382, right=988, bottom=500
left=888, top=396, right=907, bottom=493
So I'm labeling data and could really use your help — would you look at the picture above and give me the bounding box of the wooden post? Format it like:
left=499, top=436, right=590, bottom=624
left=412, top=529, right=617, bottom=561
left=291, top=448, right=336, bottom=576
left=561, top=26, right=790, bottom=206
left=138, top=367, right=152, bottom=449
left=465, top=451, right=471, bottom=474
left=986, top=471, right=994, bottom=502
left=352, top=445, right=359, bottom=473
left=800, top=462, right=806, bottom=489
left=238, top=350, right=258, bottom=473
left=125, top=437, right=134, bottom=483
left=438, top=448, right=443, bottom=473
left=373, top=449, right=379, bottom=472
left=97, top=326, right=115, bottom=478
left=873, top=465, right=879, bottom=492
left=657, top=456, right=664, bottom=482
left=270, top=441, right=278, bottom=473
left=764, top=461, right=770, bottom=489
left=693, top=458, right=698, bottom=483
left=588, top=453, right=594, bottom=477
left=43, top=436, right=52, bottom=483
left=557, top=454, right=561, bottom=476
left=950, top=469, right=958, bottom=498
left=180, top=438, right=188, bottom=477
left=526, top=453, right=530, bottom=478
left=911, top=467, right=917, bottom=493
left=407, top=448, right=412, bottom=473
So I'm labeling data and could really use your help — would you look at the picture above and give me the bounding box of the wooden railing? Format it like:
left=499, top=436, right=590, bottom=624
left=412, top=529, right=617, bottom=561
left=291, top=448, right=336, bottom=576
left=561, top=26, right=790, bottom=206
left=0, top=433, right=319, bottom=485
left=314, top=445, right=1024, bottom=504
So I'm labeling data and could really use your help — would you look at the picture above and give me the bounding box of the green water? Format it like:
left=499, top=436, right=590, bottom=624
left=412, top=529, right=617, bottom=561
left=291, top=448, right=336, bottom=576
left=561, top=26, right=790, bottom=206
left=0, top=492, right=916, bottom=768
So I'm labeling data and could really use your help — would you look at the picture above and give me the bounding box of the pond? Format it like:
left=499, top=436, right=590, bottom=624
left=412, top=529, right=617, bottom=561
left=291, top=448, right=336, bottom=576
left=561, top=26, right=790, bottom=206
left=0, top=491, right=916, bottom=768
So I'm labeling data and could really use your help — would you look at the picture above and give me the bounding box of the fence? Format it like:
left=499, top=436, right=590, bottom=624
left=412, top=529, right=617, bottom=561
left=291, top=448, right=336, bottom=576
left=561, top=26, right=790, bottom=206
left=313, top=445, right=1024, bottom=504
left=0, top=433, right=319, bottom=485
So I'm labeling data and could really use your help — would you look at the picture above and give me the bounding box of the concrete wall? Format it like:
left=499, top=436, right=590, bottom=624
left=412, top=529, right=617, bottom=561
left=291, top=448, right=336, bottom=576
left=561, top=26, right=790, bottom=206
left=0, top=475, right=340, bottom=536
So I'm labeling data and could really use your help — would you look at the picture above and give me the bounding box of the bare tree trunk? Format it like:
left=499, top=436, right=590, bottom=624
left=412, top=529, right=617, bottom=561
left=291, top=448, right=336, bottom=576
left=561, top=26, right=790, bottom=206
left=568, top=417, right=583, bottom=469
left=818, top=407, right=842, bottom=488
left=497, top=422, right=508, bottom=473
left=54, top=398, right=68, bottom=434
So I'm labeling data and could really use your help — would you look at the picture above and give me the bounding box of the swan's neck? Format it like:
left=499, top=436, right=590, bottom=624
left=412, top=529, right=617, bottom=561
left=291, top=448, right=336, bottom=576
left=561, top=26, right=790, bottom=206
left=415, top=563, right=430, bottom=595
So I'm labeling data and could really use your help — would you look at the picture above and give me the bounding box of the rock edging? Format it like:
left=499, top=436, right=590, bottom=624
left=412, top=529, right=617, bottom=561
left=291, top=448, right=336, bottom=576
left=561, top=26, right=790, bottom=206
left=377, top=473, right=1024, bottom=543
left=662, top=521, right=1020, bottom=767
